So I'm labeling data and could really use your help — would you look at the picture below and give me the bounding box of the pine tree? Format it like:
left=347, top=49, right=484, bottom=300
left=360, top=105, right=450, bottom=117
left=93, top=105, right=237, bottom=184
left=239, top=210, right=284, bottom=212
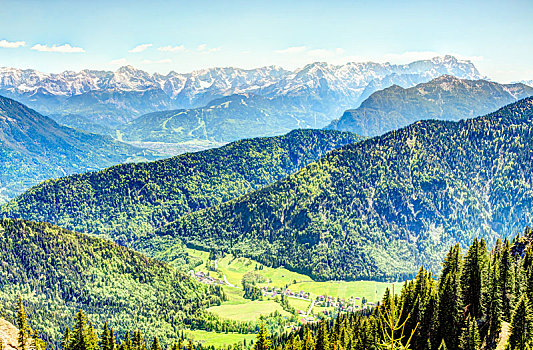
left=461, top=238, right=487, bottom=319
left=62, top=327, right=72, bottom=350
left=71, top=311, right=87, bottom=350
left=29, top=329, right=46, bottom=350
left=110, top=329, right=117, bottom=350
left=499, top=239, right=515, bottom=321
left=507, top=294, right=533, bottom=350
left=377, top=285, right=417, bottom=349
left=254, top=323, right=270, bottom=350
left=16, top=297, right=30, bottom=350
left=436, top=244, right=463, bottom=350
left=302, top=328, right=314, bottom=350
left=315, top=322, right=330, bottom=350
left=458, top=318, right=480, bottom=350
left=69, top=311, right=98, bottom=350
left=150, top=337, right=161, bottom=350
left=87, top=322, right=98, bottom=350
left=102, top=322, right=111, bottom=350
left=485, top=252, right=503, bottom=345
left=135, top=330, right=147, bottom=350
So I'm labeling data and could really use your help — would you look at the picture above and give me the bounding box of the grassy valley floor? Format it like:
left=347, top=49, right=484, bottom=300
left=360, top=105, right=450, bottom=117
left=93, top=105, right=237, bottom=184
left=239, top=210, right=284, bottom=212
left=179, top=247, right=397, bottom=346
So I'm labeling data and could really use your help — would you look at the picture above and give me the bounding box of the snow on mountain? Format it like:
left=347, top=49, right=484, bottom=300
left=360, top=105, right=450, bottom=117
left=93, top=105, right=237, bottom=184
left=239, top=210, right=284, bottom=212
left=0, top=55, right=482, bottom=125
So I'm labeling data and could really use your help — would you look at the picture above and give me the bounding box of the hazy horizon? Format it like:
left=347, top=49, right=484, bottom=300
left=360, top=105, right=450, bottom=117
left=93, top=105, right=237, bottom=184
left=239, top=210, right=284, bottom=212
left=1, top=0, right=531, bottom=83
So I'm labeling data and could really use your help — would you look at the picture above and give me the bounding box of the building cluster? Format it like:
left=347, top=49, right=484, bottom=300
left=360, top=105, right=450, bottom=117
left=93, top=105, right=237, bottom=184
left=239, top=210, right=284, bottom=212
left=191, top=271, right=225, bottom=285
left=260, top=286, right=311, bottom=300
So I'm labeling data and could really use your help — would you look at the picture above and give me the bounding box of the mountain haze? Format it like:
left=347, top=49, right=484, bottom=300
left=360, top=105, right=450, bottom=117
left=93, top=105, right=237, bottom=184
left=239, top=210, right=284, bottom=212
left=326, top=76, right=533, bottom=136
left=0, top=95, right=154, bottom=202
left=0, top=56, right=481, bottom=127
left=118, top=93, right=333, bottom=143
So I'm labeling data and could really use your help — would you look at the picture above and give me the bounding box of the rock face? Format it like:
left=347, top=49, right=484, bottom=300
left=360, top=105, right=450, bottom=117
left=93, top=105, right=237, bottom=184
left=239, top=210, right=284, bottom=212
left=0, top=318, right=18, bottom=350
left=0, top=56, right=482, bottom=126
left=326, top=75, right=533, bottom=136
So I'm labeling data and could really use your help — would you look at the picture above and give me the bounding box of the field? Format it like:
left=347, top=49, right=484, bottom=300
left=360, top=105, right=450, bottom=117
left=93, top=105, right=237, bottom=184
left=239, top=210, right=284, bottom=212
left=290, top=280, right=396, bottom=305
left=207, top=299, right=290, bottom=322
left=185, top=247, right=397, bottom=346
left=213, top=254, right=313, bottom=287
left=183, top=329, right=255, bottom=347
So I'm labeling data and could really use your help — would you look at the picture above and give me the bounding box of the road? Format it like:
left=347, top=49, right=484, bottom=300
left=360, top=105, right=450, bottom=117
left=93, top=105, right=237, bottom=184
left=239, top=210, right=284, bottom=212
left=305, top=299, right=315, bottom=317
left=223, top=274, right=238, bottom=288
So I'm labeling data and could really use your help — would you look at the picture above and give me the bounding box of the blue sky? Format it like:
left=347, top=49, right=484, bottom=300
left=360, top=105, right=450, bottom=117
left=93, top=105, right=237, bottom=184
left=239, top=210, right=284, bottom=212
left=0, top=0, right=531, bottom=82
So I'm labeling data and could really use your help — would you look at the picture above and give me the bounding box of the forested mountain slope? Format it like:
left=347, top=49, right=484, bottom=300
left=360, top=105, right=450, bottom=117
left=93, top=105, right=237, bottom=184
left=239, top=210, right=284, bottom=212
left=269, top=229, right=533, bottom=350
left=148, top=98, right=533, bottom=281
left=0, top=95, right=153, bottom=203
left=0, top=130, right=361, bottom=244
left=0, top=219, right=223, bottom=345
left=326, top=75, right=533, bottom=136
left=117, top=94, right=332, bottom=143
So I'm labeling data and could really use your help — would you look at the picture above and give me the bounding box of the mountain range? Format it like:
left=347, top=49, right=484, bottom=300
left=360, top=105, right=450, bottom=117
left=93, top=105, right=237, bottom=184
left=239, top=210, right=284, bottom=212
left=143, top=98, right=533, bottom=281
left=116, top=93, right=335, bottom=143
left=0, top=95, right=155, bottom=203
left=121, top=76, right=533, bottom=144
left=0, top=56, right=481, bottom=127
left=0, top=129, right=361, bottom=244
left=326, top=75, right=533, bottom=136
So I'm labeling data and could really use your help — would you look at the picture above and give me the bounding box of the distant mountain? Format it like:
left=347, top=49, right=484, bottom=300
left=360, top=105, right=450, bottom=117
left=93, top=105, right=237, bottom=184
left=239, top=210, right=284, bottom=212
left=144, top=98, right=533, bottom=281
left=0, top=56, right=482, bottom=127
left=326, top=76, right=533, bottom=136
left=118, top=93, right=334, bottom=143
left=0, top=129, right=361, bottom=243
left=0, top=95, right=154, bottom=202
left=50, top=113, right=114, bottom=135
left=0, top=218, right=222, bottom=345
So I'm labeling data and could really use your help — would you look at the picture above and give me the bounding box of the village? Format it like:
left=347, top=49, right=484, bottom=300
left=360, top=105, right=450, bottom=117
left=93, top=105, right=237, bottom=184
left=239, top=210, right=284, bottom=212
left=191, top=270, right=376, bottom=319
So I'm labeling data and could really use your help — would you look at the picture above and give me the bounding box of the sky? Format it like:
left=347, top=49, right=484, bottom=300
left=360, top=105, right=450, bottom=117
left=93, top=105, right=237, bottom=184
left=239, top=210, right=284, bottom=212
left=0, top=0, right=531, bottom=82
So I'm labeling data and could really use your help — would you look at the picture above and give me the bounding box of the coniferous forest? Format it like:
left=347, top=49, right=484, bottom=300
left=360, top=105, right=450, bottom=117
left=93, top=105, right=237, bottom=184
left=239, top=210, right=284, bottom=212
left=1, top=4, right=532, bottom=349
left=12, top=227, right=533, bottom=350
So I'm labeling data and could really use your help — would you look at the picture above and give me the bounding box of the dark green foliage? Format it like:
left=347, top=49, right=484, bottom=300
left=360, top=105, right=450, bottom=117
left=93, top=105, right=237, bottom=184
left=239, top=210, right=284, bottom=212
left=150, top=337, right=161, bottom=350
left=458, top=318, right=481, bottom=350
left=0, top=95, right=154, bottom=202
left=461, top=238, right=488, bottom=319
left=0, top=219, right=223, bottom=345
left=507, top=294, right=533, bottom=350
left=485, top=248, right=503, bottom=344
left=0, top=129, right=360, bottom=244
left=326, top=76, right=533, bottom=136
left=435, top=244, right=463, bottom=350
left=499, top=240, right=515, bottom=321
left=254, top=323, right=270, bottom=350
left=17, top=297, right=29, bottom=350
left=242, top=283, right=263, bottom=301
left=150, top=97, right=533, bottom=280
left=268, top=227, right=533, bottom=350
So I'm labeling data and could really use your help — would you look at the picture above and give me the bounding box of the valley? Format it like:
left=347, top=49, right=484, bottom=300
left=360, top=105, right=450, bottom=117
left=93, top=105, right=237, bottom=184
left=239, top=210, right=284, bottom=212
left=0, top=7, right=531, bottom=347
left=171, top=248, right=394, bottom=347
